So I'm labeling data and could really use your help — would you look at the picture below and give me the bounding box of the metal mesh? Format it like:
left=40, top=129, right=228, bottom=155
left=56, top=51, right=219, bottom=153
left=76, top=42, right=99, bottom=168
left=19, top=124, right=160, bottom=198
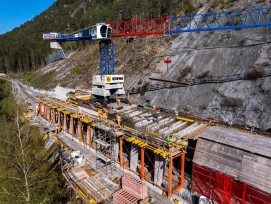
left=45, top=49, right=66, bottom=64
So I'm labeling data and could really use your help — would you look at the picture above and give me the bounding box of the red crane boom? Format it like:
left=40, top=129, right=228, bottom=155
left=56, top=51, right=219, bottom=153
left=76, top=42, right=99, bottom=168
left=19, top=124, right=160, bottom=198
left=106, top=17, right=170, bottom=37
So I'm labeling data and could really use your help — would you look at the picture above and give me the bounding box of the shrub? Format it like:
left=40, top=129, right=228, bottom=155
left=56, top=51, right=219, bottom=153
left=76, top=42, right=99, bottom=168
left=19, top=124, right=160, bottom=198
left=72, top=66, right=82, bottom=74
left=246, top=67, right=264, bottom=79
left=196, top=71, right=210, bottom=79
left=138, top=78, right=143, bottom=85
left=22, top=72, right=35, bottom=83
left=177, top=66, right=192, bottom=80
left=31, top=70, right=56, bottom=89
left=59, top=82, right=67, bottom=87
left=222, top=97, right=243, bottom=108
left=184, top=3, right=196, bottom=14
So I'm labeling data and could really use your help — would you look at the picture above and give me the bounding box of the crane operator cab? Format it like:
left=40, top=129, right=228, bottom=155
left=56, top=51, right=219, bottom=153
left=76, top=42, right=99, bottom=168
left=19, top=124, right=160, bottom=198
left=92, top=23, right=112, bottom=40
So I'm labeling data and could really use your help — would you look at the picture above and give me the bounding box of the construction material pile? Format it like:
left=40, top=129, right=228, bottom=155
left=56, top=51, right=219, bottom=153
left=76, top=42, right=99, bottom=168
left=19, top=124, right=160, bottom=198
left=113, top=173, right=148, bottom=204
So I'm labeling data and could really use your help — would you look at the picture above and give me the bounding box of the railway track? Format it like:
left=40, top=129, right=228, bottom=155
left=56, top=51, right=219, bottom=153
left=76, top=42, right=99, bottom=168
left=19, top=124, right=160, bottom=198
left=17, top=81, right=36, bottom=102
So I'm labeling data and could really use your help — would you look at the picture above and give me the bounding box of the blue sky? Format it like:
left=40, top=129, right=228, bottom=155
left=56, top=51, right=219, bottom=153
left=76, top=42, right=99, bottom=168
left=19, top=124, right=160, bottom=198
left=0, top=0, right=56, bottom=34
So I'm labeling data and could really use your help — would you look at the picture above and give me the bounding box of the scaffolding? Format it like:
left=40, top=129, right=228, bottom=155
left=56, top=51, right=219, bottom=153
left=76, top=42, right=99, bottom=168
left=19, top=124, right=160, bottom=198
left=94, top=123, right=116, bottom=175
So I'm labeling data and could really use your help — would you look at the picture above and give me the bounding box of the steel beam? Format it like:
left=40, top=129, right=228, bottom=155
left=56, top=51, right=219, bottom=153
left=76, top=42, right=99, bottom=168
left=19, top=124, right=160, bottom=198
left=71, top=117, right=75, bottom=137
left=141, top=147, right=144, bottom=180
left=168, top=155, right=173, bottom=198
left=87, top=124, right=92, bottom=147
left=64, top=114, right=67, bottom=132
left=120, top=138, right=123, bottom=168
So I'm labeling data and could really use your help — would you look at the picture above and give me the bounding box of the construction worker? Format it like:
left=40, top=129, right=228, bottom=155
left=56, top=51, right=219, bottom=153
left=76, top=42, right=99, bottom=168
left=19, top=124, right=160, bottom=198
left=152, top=104, right=156, bottom=110
left=56, top=125, right=62, bottom=134
left=116, top=99, right=121, bottom=107
left=116, top=114, right=121, bottom=128
left=166, top=135, right=172, bottom=142
left=98, top=109, right=103, bottom=119
left=103, top=112, right=108, bottom=120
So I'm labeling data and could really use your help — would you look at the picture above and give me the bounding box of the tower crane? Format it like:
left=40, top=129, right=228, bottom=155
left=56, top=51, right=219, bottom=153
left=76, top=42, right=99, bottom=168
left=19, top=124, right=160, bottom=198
left=43, top=7, right=271, bottom=105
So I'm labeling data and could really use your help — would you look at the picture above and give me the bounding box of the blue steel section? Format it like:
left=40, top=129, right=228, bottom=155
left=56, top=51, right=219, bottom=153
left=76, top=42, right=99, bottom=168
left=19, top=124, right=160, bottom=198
left=54, top=36, right=92, bottom=42
left=99, top=40, right=114, bottom=79
left=169, top=7, right=271, bottom=34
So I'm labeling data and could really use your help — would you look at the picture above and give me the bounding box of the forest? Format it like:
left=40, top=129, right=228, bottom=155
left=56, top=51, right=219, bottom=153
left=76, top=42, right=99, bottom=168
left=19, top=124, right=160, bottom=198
left=0, top=80, right=69, bottom=203
left=0, top=0, right=196, bottom=73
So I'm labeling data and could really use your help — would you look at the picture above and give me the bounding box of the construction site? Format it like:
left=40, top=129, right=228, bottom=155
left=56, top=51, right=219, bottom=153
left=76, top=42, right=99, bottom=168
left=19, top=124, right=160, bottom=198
left=8, top=4, right=271, bottom=204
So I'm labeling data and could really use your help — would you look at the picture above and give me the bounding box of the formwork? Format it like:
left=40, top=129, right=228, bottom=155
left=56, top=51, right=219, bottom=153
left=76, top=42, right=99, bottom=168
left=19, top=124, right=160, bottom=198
left=38, top=95, right=199, bottom=199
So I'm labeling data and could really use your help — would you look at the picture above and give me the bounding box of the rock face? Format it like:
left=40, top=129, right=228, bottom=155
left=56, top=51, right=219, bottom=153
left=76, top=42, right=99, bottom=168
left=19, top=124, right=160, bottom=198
left=131, top=15, right=271, bottom=130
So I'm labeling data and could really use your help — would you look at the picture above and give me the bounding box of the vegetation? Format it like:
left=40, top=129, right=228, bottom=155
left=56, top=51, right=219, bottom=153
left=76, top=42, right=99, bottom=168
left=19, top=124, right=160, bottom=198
left=138, top=78, right=143, bottom=85
left=72, top=66, right=82, bottom=74
left=196, top=70, right=211, bottom=79
left=59, top=81, right=68, bottom=87
left=222, top=97, right=243, bottom=108
left=246, top=67, right=264, bottom=79
left=22, top=72, right=35, bottom=84
left=0, top=80, right=67, bottom=203
left=177, top=66, right=192, bottom=80
left=30, top=70, right=56, bottom=89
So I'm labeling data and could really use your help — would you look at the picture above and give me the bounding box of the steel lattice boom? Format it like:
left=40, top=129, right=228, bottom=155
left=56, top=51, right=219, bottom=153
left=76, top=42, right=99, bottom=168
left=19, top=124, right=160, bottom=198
left=169, top=7, right=271, bottom=34
left=107, top=17, right=170, bottom=37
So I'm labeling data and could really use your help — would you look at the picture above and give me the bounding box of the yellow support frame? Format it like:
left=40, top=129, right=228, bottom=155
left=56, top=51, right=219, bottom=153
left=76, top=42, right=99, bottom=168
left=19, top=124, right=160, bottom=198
left=176, top=116, right=194, bottom=123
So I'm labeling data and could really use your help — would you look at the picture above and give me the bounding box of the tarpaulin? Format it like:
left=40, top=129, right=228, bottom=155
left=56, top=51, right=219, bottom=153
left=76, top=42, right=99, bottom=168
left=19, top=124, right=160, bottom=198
left=192, top=163, right=271, bottom=204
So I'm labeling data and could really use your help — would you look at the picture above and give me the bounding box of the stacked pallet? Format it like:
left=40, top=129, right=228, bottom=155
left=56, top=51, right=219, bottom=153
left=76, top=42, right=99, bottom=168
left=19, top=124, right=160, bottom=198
left=113, top=189, right=139, bottom=204
left=122, top=174, right=148, bottom=199
left=113, top=174, right=148, bottom=204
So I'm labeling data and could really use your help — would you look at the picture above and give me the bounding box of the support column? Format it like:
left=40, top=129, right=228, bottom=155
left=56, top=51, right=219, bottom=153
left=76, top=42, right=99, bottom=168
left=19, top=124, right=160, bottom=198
left=119, top=138, right=123, bottom=168
left=87, top=124, right=92, bottom=147
left=58, top=111, right=61, bottom=127
left=173, top=152, right=186, bottom=194
left=71, top=117, right=75, bottom=137
left=48, top=107, right=51, bottom=122
left=79, top=121, right=83, bottom=142
left=181, top=152, right=185, bottom=187
left=140, top=147, right=144, bottom=180
left=168, top=155, right=173, bottom=198
left=38, top=96, right=42, bottom=116
left=154, top=154, right=165, bottom=186
left=114, top=141, right=119, bottom=162
left=52, top=109, right=56, bottom=124
left=63, top=114, right=67, bottom=132
left=44, top=104, right=47, bottom=119
left=130, top=144, right=139, bottom=172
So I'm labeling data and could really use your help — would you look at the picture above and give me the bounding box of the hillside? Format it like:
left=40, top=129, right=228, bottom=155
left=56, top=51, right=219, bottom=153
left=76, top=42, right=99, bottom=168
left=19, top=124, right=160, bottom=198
left=1, top=0, right=271, bottom=131
left=0, top=0, right=186, bottom=73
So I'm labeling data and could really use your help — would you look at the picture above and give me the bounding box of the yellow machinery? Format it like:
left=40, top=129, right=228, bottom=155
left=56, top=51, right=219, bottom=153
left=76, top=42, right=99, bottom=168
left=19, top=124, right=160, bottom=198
left=67, top=90, right=91, bottom=102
